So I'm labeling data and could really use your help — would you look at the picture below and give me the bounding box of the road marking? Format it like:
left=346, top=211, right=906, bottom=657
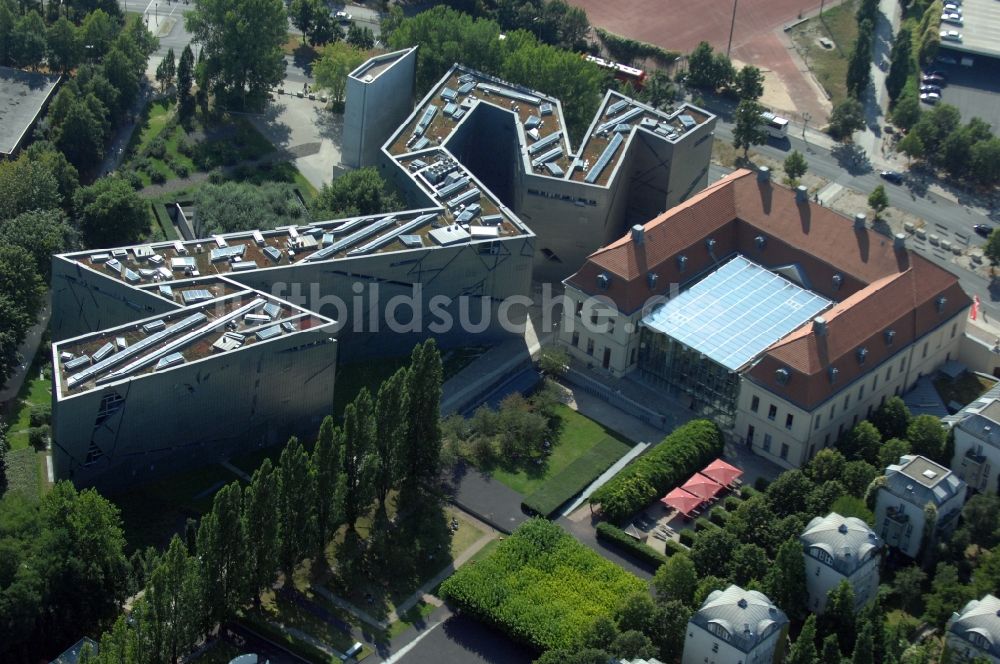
left=142, top=0, right=155, bottom=16
left=380, top=619, right=446, bottom=664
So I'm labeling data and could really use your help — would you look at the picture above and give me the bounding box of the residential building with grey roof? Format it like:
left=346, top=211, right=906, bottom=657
left=949, top=389, right=1000, bottom=494
left=947, top=594, right=1000, bottom=663
left=875, top=454, right=967, bottom=559
left=682, top=585, right=789, bottom=664
left=800, top=512, right=882, bottom=613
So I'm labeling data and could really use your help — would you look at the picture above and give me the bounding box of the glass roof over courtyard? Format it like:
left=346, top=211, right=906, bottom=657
left=641, top=255, right=832, bottom=371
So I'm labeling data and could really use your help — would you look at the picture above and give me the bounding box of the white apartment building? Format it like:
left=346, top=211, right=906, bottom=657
left=800, top=512, right=882, bottom=613
left=948, top=387, right=1000, bottom=494
left=682, top=585, right=789, bottom=664
left=947, top=594, right=1000, bottom=664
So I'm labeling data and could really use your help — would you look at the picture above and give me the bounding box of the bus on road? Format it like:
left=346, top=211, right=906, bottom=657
left=760, top=111, right=789, bottom=139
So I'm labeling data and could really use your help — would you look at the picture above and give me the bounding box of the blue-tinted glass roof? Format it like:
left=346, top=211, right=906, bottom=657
left=641, top=255, right=831, bottom=371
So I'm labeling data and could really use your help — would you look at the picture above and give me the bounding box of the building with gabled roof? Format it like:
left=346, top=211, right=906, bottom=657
left=947, top=594, right=1000, bottom=663
left=800, top=512, right=882, bottom=613
left=559, top=168, right=969, bottom=469
left=682, top=584, right=789, bottom=664
left=875, top=454, right=967, bottom=559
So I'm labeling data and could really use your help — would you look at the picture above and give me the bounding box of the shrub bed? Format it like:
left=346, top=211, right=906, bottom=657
left=595, top=522, right=670, bottom=568
left=523, top=436, right=628, bottom=518
left=723, top=495, right=743, bottom=512
left=693, top=517, right=717, bottom=532
left=679, top=529, right=695, bottom=547
left=589, top=419, right=723, bottom=523
left=440, top=519, right=644, bottom=651
left=709, top=507, right=730, bottom=527
left=740, top=486, right=760, bottom=500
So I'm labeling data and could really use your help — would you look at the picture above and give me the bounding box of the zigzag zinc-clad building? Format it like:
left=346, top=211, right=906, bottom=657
left=561, top=168, right=970, bottom=470
left=358, top=58, right=717, bottom=281
left=51, top=51, right=717, bottom=491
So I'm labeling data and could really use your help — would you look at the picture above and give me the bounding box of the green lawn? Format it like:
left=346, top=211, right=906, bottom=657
left=386, top=600, right=438, bottom=639
left=934, top=372, right=996, bottom=407
left=523, top=435, right=632, bottom=517
left=5, top=373, right=51, bottom=450
left=4, top=447, right=45, bottom=503
left=490, top=404, right=633, bottom=495
left=790, top=0, right=859, bottom=106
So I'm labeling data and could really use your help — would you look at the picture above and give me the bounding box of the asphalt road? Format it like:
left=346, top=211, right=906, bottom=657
left=386, top=610, right=533, bottom=664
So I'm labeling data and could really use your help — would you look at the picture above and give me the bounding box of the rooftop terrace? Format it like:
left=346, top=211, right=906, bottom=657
left=54, top=291, right=330, bottom=396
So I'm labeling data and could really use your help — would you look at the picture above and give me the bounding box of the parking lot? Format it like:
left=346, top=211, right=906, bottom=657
left=932, top=52, right=1000, bottom=132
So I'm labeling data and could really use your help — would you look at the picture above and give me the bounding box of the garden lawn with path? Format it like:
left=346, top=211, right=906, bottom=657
left=789, top=0, right=859, bottom=106
left=489, top=404, right=632, bottom=497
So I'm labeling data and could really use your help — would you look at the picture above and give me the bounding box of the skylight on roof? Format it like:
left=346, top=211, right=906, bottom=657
left=641, top=256, right=832, bottom=371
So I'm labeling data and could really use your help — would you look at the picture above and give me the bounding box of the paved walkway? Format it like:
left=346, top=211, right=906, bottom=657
left=560, top=441, right=651, bottom=517
left=220, top=460, right=252, bottom=482
left=0, top=297, right=50, bottom=409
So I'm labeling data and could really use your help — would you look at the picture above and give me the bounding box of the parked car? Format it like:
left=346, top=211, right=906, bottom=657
left=940, top=30, right=963, bottom=42
left=941, top=12, right=963, bottom=25
left=335, top=10, right=352, bottom=21
left=943, top=3, right=961, bottom=12
left=880, top=170, right=904, bottom=185
left=920, top=84, right=942, bottom=94
left=975, top=225, right=992, bottom=238
left=922, top=74, right=947, bottom=86
left=920, top=92, right=941, bottom=104
left=925, top=69, right=949, bottom=80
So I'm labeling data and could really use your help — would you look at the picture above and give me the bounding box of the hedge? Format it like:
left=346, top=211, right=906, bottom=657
left=589, top=419, right=724, bottom=523
left=694, top=517, right=717, bottom=532
left=708, top=507, right=730, bottom=527
left=723, top=495, right=743, bottom=512
left=679, top=529, right=696, bottom=547
left=523, top=436, right=629, bottom=518
left=439, top=519, right=645, bottom=651
left=595, top=522, right=670, bottom=568
left=740, top=486, right=760, bottom=500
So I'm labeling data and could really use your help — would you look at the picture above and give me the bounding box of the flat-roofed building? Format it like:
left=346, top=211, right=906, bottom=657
left=800, top=512, right=883, bottom=613
left=0, top=66, right=60, bottom=157
left=874, top=454, right=967, bottom=559
left=682, top=585, right=789, bottom=664
left=343, top=47, right=417, bottom=168
left=560, top=168, right=970, bottom=469
left=947, top=594, right=1000, bottom=663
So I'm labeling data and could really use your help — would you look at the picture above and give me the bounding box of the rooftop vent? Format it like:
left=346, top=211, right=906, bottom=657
left=631, top=224, right=645, bottom=245
left=775, top=367, right=790, bottom=385
left=706, top=238, right=717, bottom=253
left=854, top=213, right=866, bottom=231
left=597, top=273, right=610, bottom=290
left=894, top=233, right=906, bottom=250
left=829, top=366, right=839, bottom=383
left=737, top=598, right=748, bottom=609
left=796, top=185, right=808, bottom=203
left=936, top=296, right=948, bottom=313
left=832, top=274, right=843, bottom=290
left=757, top=166, right=771, bottom=182
left=755, top=235, right=766, bottom=250
left=856, top=347, right=868, bottom=364
left=814, top=316, right=828, bottom=336
left=838, top=523, right=849, bottom=534
left=647, top=271, right=658, bottom=289
left=923, top=469, right=938, bottom=480
left=885, top=329, right=896, bottom=345
left=677, top=255, right=688, bottom=272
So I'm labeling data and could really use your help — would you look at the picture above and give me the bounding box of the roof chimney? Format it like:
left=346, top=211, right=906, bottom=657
left=814, top=316, right=828, bottom=336
left=795, top=185, right=808, bottom=203
left=894, top=233, right=906, bottom=250
left=755, top=235, right=766, bottom=250
left=854, top=213, right=866, bottom=231
left=631, top=224, right=645, bottom=245
left=757, top=166, right=771, bottom=182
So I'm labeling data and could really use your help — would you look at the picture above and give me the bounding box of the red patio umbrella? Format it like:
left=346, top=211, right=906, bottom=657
left=701, top=458, right=743, bottom=486
left=682, top=473, right=724, bottom=501
left=661, top=487, right=703, bottom=515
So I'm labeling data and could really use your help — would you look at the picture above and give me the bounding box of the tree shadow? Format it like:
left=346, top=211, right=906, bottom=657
left=292, top=44, right=318, bottom=76
left=831, top=142, right=873, bottom=175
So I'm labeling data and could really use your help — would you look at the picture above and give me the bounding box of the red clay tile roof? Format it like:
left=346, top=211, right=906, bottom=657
left=565, top=169, right=971, bottom=410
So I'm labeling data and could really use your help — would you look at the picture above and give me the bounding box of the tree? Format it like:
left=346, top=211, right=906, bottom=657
left=686, top=40, right=734, bottom=90
left=872, top=396, right=911, bottom=440
left=290, top=0, right=320, bottom=44
left=346, top=23, right=375, bottom=50
left=312, top=40, right=366, bottom=104
left=824, top=580, right=858, bottom=654
left=610, top=630, right=657, bottom=660
left=0, top=152, right=61, bottom=222
left=73, top=176, right=147, bottom=247
left=243, top=458, right=279, bottom=603
left=155, top=47, right=176, bottom=92
left=840, top=420, right=882, bottom=464
left=829, top=98, right=865, bottom=140
left=808, top=448, right=847, bottom=483
left=584, top=615, right=619, bottom=651
left=886, top=27, right=913, bottom=102
left=0, top=421, right=8, bottom=494
left=653, top=552, right=697, bottom=606
left=0, top=209, right=76, bottom=279
left=892, top=94, right=922, bottom=132
left=0, top=244, right=44, bottom=321
left=877, top=437, right=910, bottom=470
left=341, top=390, right=375, bottom=529
left=616, top=591, right=657, bottom=634
left=727, top=493, right=777, bottom=552
left=24, top=141, right=80, bottom=207
left=842, top=461, right=878, bottom=498
left=822, top=633, right=844, bottom=664
left=734, top=64, right=764, bottom=101
left=986, top=228, right=1000, bottom=267
left=868, top=185, right=889, bottom=221
left=196, top=481, right=245, bottom=627
left=970, top=137, right=1000, bottom=188
left=733, top=99, right=766, bottom=158
left=907, top=415, right=946, bottom=461
left=373, top=368, right=407, bottom=514
left=277, top=437, right=315, bottom=573
left=788, top=614, right=819, bottom=664
left=960, top=494, right=1000, bottom=549
left=176, top=44, right=195, bottom=119
left=766, top=470, right=815, bottom=518
left=10, top=10, right=45, bottom=68
left=690, top=527, right=739, bottom=577
left=924, top=562, right=973, bottom=627
left=55, top=97, right=105, bottom=171
left=80, top=9, right=116, bottom=60
left=852, top=618, right=875, bottom=664
left=729, top=543, right=769, bottom=586
left=310, top=167, right=403, bottom=220
left=650, top=600, right=691, bottom=661
left=185, top=0, right=287, bottom=108
left=46, top=16, right=80, bottom=73
left=312, top=417, right=342, bottom=553
left=765, top=537, right=808, bottom=619
left=641, top=69, right=675, bottom=110
left=147, top=535, right=202, bottom=662
left=784, top=149, right=808, bottom=185
left=193, top=182, right=302, bottom=236
left=846, top=20, right=873, bottom=99
left=398, top=340, right=444, bottom=501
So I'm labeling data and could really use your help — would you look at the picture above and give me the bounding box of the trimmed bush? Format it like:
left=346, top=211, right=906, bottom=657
left=723, top=495, right=742, bottom=512
left=589, top=419, right=724, bottom=523
left=693, top=517, right=717, bottom=532
left=150, top=170, right=167, bottom=184
left=740, top=486, right=760, bottom=500
left=753, top=476, right=771, bottom=491
left=709, top=507, right=729, bottom=527
left=664, top=538, right=689, bottom=555
left=28, top=403, right=51, bottom=428
left=440, top=519, right=645, bottom=651
left=679, top=529, right=696, bottom=547
left=595, top=522, right=670, bottom=568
